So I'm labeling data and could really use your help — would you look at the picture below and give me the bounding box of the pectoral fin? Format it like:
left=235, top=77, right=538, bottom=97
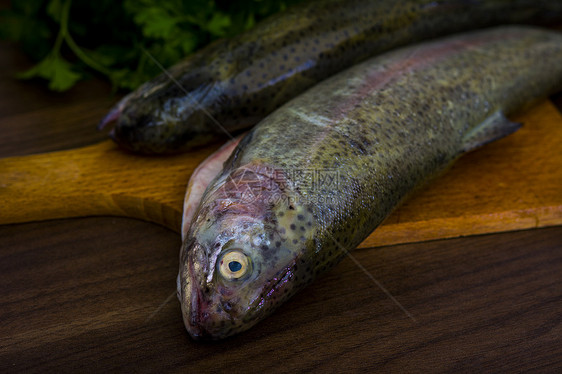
left=181, top=134, right=245, bottom=240
left=460, top=110, right=522, bottom=154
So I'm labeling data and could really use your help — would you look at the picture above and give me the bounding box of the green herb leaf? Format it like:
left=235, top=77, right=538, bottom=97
left=1, top=0, right=306, bottom=92
left=206, top=12, right=232, bottom=36
left=133, top=6, right=179, bottom=39
left=18, top=53, right=82, bottom=91
left=46, top=0, right=64, bottom=22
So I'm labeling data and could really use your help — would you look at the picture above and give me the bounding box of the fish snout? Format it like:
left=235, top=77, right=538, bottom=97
left=184, top=281, right=233, bottom=340
left=181, top=259, right=225, bottom=340
left=186, top=289, right=213, bottom=340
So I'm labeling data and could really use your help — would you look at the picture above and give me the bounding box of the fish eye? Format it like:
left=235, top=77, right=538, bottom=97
left=218, top=250, right=251, bottom=281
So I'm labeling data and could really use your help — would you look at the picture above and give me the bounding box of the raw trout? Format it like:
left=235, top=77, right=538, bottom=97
left=177, top=27, right=562, bottom=340
left=100, top=0, right=562, bottom=154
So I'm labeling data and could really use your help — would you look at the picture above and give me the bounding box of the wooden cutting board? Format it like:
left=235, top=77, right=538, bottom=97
left=1, top=100, right=561, bottom=248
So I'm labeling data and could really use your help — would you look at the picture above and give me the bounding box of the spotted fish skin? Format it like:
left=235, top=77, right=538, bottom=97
left=102, top=0, right=562, bottom=154
left=177, top=27, right=562, bottom=339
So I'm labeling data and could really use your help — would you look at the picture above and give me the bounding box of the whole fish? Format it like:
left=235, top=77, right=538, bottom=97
left=100, top=0, right=562, bottom=154
left=177, top=27, right=562, bottom=340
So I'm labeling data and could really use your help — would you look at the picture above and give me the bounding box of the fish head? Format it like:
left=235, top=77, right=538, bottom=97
left=98, top=66, right=218, bottom=154
left=178, top=164, right=317, bottom=339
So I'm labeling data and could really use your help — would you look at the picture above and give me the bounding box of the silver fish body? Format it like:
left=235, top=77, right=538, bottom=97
left=178, top=27, right=562, bottom=339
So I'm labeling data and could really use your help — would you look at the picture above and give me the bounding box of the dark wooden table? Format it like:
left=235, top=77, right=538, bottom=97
left=1, top=38, right=562, bottom=373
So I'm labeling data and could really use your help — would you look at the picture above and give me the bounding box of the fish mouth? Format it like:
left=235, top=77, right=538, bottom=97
left=181, top=258, right=253, bottom=340
left=181, top=259, right=222, bottom=340
left=97, top=93, right=133, bottom=131
left=186, top=273, right=212, bottom=340
left=97, top=104, right=121, bottom=130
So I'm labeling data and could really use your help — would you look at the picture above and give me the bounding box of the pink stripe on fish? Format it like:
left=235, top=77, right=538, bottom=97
left=333, top=30, right=526, bottom=120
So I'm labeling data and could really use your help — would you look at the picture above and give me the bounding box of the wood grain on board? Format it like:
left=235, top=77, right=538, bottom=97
left=1, top=100, right=561, bottom=247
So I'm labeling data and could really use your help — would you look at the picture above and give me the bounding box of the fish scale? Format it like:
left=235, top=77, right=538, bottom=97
left=177, top=27, right=562, bottom=340
left=101, top=0, right=562, bottom=154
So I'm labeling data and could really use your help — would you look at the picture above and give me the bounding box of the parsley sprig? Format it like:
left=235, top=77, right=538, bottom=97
left=0, top=0, right=303, bottom=92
